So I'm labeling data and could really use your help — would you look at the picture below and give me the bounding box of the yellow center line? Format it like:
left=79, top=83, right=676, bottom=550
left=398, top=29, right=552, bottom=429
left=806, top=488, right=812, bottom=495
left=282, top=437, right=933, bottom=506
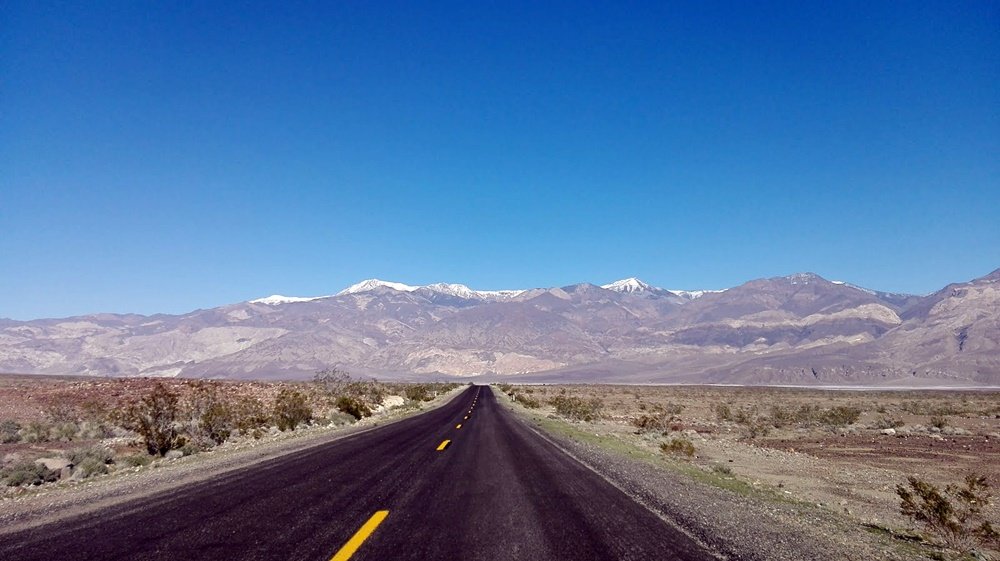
left=330, top=510, right=389, bottom=561
left=437, top=439, right=451, bottom=451
left=464, top=415, right=469, bottom=419
left=455, top=423, right=462, bottom=429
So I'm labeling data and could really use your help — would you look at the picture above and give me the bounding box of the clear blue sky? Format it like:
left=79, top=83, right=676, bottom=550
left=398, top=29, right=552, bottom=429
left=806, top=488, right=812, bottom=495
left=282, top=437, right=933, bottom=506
left=2, top=1, right=997, bottom=319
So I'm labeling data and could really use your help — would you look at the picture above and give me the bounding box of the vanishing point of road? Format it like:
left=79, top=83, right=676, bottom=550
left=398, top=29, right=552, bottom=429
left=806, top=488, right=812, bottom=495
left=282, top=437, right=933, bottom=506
left=0, top=386, right=717, bottom=560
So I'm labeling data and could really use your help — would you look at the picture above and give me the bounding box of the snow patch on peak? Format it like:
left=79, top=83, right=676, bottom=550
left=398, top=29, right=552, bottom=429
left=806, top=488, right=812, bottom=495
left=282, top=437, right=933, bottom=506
left=337, top=279, right=419, bottom=295
left=337, top=279, right=525, bottom=300
left=423, top=283, right=480, bottom=299
left=251, top=294, right=327, bottom=305
left=602, top=278, right=655, bottom=293
left=669, top=289, right=724, bottom=300
left=423, top=283, right=526, bottom=300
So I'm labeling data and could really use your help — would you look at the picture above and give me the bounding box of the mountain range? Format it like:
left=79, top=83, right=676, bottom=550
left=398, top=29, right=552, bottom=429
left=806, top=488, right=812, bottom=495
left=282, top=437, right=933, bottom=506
left=1, top=270, right=998, bottom=386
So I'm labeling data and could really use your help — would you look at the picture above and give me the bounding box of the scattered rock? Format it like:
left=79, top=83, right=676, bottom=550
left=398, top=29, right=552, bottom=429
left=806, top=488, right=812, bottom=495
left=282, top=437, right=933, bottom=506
left=382, top=395, right=405, bottom=409
left=879, top=428, right=896, bottom=436
left=35, top=457, right=73, bottom=479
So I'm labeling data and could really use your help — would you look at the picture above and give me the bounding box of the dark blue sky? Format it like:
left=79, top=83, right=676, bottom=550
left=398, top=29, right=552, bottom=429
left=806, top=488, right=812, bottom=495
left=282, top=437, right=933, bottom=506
left=2, top=1, right=998, bottom=319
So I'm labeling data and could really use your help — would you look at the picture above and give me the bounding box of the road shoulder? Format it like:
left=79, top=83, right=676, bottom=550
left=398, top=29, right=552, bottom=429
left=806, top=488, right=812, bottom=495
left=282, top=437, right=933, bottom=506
left=494, top=387, right=927, bottom=561
left=0, top=387, right=466, bottom=535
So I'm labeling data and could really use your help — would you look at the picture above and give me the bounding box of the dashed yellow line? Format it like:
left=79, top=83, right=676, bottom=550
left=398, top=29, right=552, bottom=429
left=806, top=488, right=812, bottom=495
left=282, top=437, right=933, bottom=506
left=437, top=439, right=451, bottom=451
left=455, top=423, right=462, bottom=429
left=330, top=510, right=389, bottom=561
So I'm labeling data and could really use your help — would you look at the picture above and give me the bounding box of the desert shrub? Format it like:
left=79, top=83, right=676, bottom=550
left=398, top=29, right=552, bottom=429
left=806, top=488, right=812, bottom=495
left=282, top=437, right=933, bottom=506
left=50, top=421, right=79, bottom=442
left=795, top=404, right=820, bottom=423
left=633, top=403, right=682, bottom=433
left=820, top=406, right=861, bottom=427
left=113, top=382, right=185, bottom=456
left=496, top=383, right=513, bottom=394
left=65, top=445, right=114, bottom=466
left=514, top=393, right=541, bottom=409
left=325, top=409, right=358, bottom=426
left=74, top=456, right=110, bottom=478
left=336, top=396, right=371, bottom=421
left=767, top=405, right=795, bottom=428
left=179, top=441, right=204, bottom=456
left=78, top=399, right=112, bottom=424
left=1, top=461, right=59, bottom=487
left=875, top=415, right=905, bottom=429
left=661, top=438, right=695, bottom=457
left=181, top=382, right=234, bottom=445
left=897, top=474, right=1000, bottom=551
left=232, top=396, right=270, bottom=439
left=199, top=402, right=234, bottom=445
left=733, top=406, right=758, bottom=425
left=75, top=420, right=113, bottom=440
left=315, top=369, right=386, bottom=407
left=712, top=464, right=734, bottom=476
left=402, top=384, right=433, bottom=402
left=930, top=415, right=948, bottom=430
left=745, top=421, right=772, bottom=439
left=274, top=388, right=313, bottom=431
left=119, top=453, right=152, bottom=468
left=18, top=421, right=52, bottom=443
left=713, top=403, right=733, bottom=422
left=0, top=420, right=21, bottom=443
left=550, top=395, right=603, bottom=422
left=44, top=401, right=80, bottom=423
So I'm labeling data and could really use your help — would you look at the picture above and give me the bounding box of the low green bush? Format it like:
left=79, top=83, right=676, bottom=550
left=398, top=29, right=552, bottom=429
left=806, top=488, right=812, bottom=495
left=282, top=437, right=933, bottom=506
left=18, top=421, right=52, bottom=443
left=65, top=446, right=114, bottom=466
left=273, top=388, right=313, bottom=431
left=336, top=396, right=372, bottom=421
left=119, top=453, right=152, bottom=467
left=661, top=438, right=695, bottom=457
left=820, top=406, right=861, bottom=427
left=1, top=461, right=59, bottom=487
left=0, top=420, right=21, bottom=443
left=550, top=395, right=603, bottom=422
left=874, top=415, right=904, bottom=429
left=929, top=415, right=948, bottom=430
left=514, top=393, right=540, bottom=409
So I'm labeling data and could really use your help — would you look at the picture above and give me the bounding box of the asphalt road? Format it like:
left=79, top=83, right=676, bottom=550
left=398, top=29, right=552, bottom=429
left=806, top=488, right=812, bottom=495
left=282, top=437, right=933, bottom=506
left=0, top=386, right=717, bottom=560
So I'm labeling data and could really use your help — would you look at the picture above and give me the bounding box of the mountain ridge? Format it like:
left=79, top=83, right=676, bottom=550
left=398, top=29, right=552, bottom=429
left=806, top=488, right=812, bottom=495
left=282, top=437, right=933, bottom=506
left=1, top=270, right=996, bottom=386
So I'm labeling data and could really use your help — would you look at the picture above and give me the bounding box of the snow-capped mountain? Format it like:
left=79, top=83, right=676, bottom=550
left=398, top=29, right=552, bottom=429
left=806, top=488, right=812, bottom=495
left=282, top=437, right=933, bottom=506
left=601, top=277, right=720, bottom=299
left=337, top=279, right=420, bottom=295
left=4, top=270, right=997, bottom=387
left=332, top=279, right=524, bottom=301
left=259, top=277, right=730, bottom=305
left=601, top=277, right=657, bottom=294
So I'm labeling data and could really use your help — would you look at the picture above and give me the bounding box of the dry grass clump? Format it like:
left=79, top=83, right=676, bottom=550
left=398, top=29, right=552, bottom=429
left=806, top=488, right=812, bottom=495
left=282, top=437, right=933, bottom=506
left=1, top=461, right=59, bottom=487
left=661, top=437, right=696, bottom=458
left=550, top=394, right=603, bottom=422
left=633, top=402, right=684, bottom=434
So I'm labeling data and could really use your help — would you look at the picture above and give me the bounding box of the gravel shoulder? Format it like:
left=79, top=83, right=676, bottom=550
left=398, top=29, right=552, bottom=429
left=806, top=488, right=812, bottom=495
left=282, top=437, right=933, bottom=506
left=0, top=387, right=464, bottom=535
left=497, top=388, right=933, bottom=561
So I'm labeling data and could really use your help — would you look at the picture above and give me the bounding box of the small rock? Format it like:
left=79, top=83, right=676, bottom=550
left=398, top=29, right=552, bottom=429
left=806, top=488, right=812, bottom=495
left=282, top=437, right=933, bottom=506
left=35, top=457, right=73, bottom=479
left=34, top=457, right=72, bottom=472
left=879, top=428, right=896, bottom=436
left=164, top=450, right=184, bottom=460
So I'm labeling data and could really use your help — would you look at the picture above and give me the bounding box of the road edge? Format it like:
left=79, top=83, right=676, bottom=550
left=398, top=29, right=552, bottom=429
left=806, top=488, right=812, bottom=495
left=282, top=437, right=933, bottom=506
left=0, top=385, right=469, bottom=536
